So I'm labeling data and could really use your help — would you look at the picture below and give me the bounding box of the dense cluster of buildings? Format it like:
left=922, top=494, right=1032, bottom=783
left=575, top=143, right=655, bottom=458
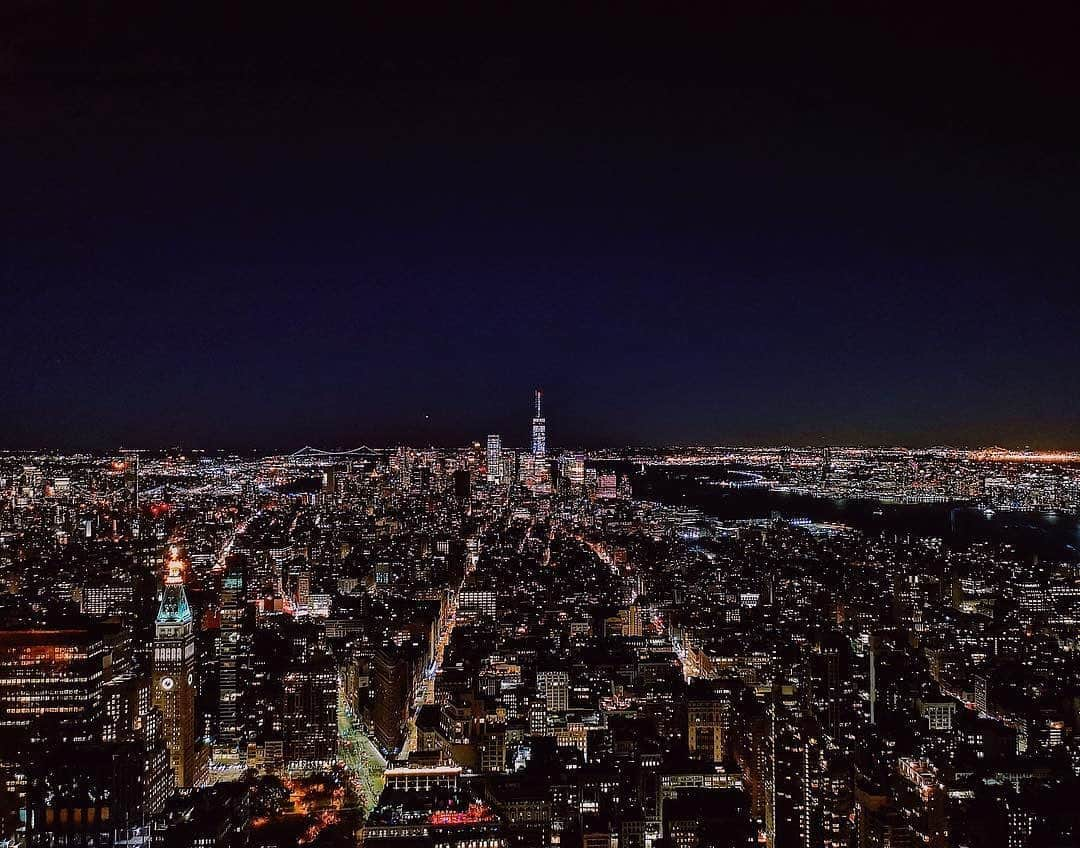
left=1, top=398, right=1079, bottom=846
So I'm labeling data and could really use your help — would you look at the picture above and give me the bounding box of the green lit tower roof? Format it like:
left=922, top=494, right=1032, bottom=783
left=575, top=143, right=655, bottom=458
left=157, top=549, right=193, bottom=624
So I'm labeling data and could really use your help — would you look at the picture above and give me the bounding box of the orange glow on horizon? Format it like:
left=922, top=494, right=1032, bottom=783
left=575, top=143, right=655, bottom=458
left=971, top=449, right=1080, bottom=464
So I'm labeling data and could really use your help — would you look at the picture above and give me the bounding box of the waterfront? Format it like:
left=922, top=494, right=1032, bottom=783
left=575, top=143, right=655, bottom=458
left=631, top=465, right=1080, bottom=559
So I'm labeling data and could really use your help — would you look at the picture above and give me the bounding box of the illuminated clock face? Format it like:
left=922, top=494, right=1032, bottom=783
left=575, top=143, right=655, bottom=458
left=160, top=676, right=175, bottom=691
left=187, top=672, right=194, bottom=686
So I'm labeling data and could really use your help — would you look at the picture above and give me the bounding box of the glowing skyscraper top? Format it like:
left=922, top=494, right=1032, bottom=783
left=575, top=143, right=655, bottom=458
left=157, top=547, right=191, bottom=623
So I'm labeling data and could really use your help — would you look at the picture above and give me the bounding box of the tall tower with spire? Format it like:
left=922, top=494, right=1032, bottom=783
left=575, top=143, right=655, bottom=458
left=153, top=547, right=196, bottom=787
left=531, top=388, right=546, bottom=457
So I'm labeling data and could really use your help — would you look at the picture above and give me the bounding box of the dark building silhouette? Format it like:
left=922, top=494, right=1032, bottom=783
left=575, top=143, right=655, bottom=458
left=372, top=647, right=410, bottom=751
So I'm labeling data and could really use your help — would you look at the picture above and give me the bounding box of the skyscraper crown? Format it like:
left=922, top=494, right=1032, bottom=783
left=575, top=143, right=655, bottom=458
left=157, top=548, right=192, bottom=624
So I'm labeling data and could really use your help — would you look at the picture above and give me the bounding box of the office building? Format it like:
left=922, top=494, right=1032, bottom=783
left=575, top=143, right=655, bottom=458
left=487, top=435, right=503, bottom=484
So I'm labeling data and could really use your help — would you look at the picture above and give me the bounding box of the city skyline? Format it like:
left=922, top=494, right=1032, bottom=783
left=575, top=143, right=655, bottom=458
left=1, top=383, right=1079, bottom=455
left=3, top=381, right=1080, bottom=456
left=4, top=432, right=1080, bottom=846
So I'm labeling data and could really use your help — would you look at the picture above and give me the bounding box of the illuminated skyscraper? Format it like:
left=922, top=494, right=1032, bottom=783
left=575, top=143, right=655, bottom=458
left=0, top=626, right=108, bottom=743
left=282, top=658, right=338, bottom=770
left=765, top=685, right=823, bottom=848
left=531, top=389, right=546, bottom=457
left=687, top=678, right=740, bottom=764
left=152, top=549, right=196, bottom=787
left=536, top=669, right=569, bottom=713
left=486, top=434, right=502, bottom=483
left=216, top=556, right=249, bottom=753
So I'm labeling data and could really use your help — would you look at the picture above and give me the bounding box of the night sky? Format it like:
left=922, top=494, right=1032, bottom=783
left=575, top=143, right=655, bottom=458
left=3, top=4, right=1079, bottom=450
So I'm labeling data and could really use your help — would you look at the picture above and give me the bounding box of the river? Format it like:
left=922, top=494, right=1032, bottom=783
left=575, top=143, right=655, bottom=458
left=614, top=464, right=1080, bottom=560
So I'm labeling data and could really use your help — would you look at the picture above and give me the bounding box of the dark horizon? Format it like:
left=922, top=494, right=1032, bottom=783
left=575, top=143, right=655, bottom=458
left=4, top=4, right=1080, bottom=450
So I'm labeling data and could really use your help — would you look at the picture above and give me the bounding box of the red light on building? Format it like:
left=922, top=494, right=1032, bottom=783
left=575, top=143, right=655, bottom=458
left=429, top=802, right=495, bottom=826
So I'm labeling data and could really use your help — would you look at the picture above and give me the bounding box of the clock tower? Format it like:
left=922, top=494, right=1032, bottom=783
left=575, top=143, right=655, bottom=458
left=152, top=547, right=196, bottom=787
